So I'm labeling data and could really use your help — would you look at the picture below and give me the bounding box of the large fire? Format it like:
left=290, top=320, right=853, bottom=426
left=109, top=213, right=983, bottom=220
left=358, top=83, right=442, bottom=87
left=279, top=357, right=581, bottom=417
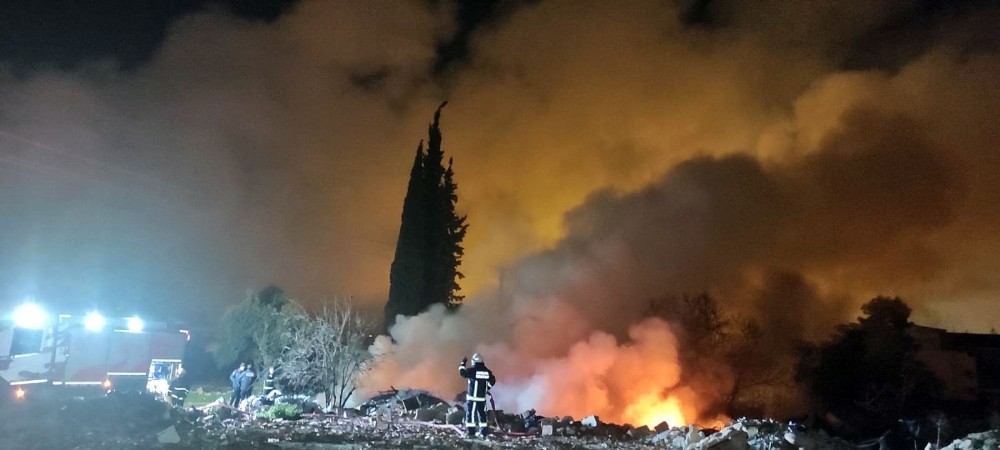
left=364, top=311, right=712, bottom=429
left=622, top=393, right=687, bottom=428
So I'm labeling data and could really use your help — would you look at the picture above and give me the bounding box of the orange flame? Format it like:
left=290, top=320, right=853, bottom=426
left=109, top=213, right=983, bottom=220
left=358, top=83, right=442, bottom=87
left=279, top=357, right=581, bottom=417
left=622, top=393, right=687, bottom=428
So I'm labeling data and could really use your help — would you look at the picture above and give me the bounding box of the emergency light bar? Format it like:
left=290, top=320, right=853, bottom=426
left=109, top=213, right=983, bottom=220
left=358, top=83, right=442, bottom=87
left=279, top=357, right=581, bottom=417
left=12, top=303, right=47, bottom=329
left=126, top=316, right=143, bottom=333
left=84, top=311, right=106, bottom=332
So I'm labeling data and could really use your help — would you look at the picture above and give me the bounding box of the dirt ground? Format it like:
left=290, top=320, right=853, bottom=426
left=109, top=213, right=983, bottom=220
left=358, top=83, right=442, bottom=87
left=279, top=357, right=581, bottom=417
left=0, top=393, right=660, bottom=450
left=2, top=393, right=997, bottom=450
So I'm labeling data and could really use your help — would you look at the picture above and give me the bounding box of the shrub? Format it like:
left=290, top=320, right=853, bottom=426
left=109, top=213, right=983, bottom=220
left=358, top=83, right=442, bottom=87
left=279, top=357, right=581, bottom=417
left=258, top=403, right=303, bottom=421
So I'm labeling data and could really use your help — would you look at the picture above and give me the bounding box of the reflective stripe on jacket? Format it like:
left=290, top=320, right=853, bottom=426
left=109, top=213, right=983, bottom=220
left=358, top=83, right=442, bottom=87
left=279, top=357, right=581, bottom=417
left=459, top=362, right=496, bottom=401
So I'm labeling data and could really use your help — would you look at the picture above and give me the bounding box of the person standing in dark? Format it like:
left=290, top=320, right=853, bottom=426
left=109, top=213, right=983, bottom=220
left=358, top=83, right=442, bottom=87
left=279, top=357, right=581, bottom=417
left=459, top=353, right=496, bottom=437
left=229, top=362, right=245, bottom=406
left=262, top=366, right=277, bottom=401
left=239, top=363, right=257, bottom=405
left=168, top=367, right=190, bottom=407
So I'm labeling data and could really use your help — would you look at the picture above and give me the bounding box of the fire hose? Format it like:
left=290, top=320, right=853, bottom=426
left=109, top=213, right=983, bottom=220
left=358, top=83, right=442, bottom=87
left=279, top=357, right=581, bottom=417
left=487, top=391, right=535, bottom=437
left=488, top=391, right=501, bottom=429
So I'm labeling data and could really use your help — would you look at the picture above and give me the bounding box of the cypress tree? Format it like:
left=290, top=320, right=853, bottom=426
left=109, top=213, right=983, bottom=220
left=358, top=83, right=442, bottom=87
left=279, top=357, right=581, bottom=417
left=384, top=102, right=467, bottom=332
left=384, top=142, right=428, bottom=327
left=440, top=158, right=467, bottom=308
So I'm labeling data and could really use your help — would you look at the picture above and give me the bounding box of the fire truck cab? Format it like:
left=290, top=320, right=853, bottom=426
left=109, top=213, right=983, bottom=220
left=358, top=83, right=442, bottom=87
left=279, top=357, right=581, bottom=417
left=0, top=303, right=188, bottom=401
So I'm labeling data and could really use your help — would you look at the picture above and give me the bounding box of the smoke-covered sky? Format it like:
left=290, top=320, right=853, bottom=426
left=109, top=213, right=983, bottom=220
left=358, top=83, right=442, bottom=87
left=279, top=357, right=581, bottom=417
left=3, top=0, right=999, bottom=425
left=1, top=0, right=998, bottom=334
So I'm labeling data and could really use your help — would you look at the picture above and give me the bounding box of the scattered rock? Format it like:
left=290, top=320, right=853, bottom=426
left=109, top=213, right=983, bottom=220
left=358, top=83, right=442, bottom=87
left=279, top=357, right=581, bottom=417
left=4, top=389, right=997, bottom=450
left=941, top=430, right=1000, bottom=450
left=156, top=425, right=181, bottom=444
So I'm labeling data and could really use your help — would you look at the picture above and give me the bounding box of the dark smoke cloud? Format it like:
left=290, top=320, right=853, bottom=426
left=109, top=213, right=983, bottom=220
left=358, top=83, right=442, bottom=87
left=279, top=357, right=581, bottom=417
left=366, top=1, right=1000, bottom=421
left=0, top=1, right=998, bottom=418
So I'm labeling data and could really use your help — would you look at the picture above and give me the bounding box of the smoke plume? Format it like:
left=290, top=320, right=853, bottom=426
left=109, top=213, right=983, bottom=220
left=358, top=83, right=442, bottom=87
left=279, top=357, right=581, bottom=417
left=1, top=0, right=998, bottom=423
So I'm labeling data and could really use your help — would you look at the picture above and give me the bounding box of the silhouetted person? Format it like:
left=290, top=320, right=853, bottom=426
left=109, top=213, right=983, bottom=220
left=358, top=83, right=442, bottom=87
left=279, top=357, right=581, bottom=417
left=168, top=367, right=190, bottom=407
left=239, top=363, right=257, bottom=406
left=459, top=353, right=496, bottom=437
left=262, top=366, right=278, bottom=404
left=229, top=362, right=245, bottom=406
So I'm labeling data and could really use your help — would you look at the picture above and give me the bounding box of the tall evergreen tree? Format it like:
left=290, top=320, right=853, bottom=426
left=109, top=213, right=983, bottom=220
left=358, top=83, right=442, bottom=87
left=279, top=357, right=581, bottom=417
left=384, top=102, right=467, bottom=332
left=384, top=142, right=428, bottom=326
left=440, top=158, right=468, bottom=308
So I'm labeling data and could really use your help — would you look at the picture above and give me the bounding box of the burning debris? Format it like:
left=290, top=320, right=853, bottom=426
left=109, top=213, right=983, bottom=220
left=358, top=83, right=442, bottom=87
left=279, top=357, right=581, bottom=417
left=2, top=386, right=998, bottom=450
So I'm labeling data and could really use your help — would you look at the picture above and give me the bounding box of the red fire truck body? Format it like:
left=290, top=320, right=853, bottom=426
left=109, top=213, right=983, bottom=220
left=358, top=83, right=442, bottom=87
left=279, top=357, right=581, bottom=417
left=0, top=312, right=187, bottom=399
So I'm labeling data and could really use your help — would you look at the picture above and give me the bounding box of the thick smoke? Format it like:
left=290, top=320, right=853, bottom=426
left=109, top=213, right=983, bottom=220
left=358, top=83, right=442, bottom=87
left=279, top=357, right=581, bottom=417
left=1, top=0, right=998, bottom=423
left=363, top=0, right=1000, bottom=423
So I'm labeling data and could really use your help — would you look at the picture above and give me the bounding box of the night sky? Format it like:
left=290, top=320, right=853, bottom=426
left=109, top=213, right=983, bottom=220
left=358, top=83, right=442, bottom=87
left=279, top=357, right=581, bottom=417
left=1, top=0, right=998, bottom=345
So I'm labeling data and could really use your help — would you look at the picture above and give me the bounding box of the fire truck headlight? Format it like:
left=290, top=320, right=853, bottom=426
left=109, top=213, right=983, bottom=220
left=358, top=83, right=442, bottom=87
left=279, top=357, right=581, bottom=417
left=126, top=316, right=143, bottom=333
left=84, top=311, right=106, bottom=332
left=12, top=303, right=47, bottom=329
left=14, top=387, right=26, bottom=400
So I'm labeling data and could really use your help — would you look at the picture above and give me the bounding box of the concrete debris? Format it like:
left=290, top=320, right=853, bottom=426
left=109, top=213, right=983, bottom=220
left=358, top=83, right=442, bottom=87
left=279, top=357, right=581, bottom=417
left=156, top=425, right=181, bottom=444
left=941, top=430, right=1000, bottom=449
left=274, top=394, right=324, bottom=414
left=693, top=427, right=748, bottom=450
left=445, top=405, right=465, bottom=425
left=3, top=389, right=998, bottom=450
left=357, top=387, right=449, bottom=423
left=627, top=425, right=653, bottom=439
left=414, top=402, right=449, bottom=422
left=639, top=418, right=858, bottom=450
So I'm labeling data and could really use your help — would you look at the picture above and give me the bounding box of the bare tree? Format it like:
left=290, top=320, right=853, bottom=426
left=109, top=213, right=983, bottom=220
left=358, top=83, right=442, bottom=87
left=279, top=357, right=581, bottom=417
left=722, top=318, right=793, bottom=416
left=279, top=300, right=374, bottom=410
left=645, top=293, right=795, bottom=418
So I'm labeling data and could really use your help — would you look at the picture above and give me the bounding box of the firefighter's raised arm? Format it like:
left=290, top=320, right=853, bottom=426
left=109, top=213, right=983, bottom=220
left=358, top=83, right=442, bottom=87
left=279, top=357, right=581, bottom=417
left=459, top=356, right=469, bottom=377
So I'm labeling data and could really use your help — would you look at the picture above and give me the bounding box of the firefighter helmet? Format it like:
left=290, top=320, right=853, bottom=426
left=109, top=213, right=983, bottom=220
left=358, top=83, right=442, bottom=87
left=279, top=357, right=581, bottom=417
left=471, top=353, right=483, bottom=363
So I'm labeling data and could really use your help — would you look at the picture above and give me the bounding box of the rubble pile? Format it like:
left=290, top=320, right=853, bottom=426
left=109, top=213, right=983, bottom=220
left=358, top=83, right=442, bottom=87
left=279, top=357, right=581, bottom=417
left=0, top=393, right=179, bottom=449
left=3, top=390, right=999, bottom=449
left=940, top=430, right=1000, bottom=449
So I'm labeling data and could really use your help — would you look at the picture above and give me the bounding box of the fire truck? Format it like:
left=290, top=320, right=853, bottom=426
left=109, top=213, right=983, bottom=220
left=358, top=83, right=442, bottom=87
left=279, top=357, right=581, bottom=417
left=0, top=303, right=188, bottom=401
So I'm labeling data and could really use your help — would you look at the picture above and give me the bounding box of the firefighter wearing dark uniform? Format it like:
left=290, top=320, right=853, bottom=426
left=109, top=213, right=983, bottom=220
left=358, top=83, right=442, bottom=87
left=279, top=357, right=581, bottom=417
left=459, top=352, right=495, bottom=437
left=262, top=366, right=277, bottom=404
left=168, top=368, right=190, bottom=407
left=239, top=363, right=257, bottom=404
left=229, top=362, right=245, bottom=406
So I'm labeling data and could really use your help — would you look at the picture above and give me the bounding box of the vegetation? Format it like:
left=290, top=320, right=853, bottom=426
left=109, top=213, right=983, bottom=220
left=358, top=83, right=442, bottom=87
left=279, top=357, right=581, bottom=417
left=258, top=403, right=303, bottom=421
left=213, top=286, right=305, bottom=369
left=278, top=301, right=374, bottom=410
left=797, top=296, right=942, bottom=433
left=213, top=288, right=373, bottom=410
left=384, top=101, right=468, bottom=332
left=645, top=293, right=791, bottom=419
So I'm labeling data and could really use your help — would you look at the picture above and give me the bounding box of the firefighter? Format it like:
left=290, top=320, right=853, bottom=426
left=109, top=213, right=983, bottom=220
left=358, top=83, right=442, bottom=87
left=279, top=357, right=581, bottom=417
left=459, top=352, right=496, bottom=437
left=239, top=362, right=257, bottom=405
left=229, top=362, right=245, bottom=406
left=168, top=367, right=190, bottom=407
left=261, top=366, right=278, bottom=404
